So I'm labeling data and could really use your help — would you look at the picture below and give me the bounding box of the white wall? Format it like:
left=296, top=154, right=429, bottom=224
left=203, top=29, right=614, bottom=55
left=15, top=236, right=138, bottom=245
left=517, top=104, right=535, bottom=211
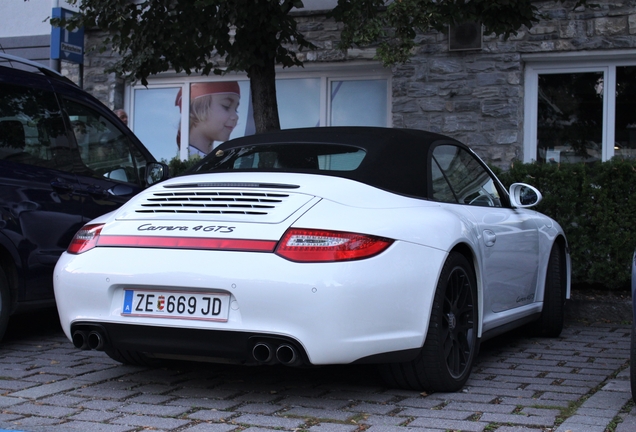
left=0, top=0, right=78, bottom=38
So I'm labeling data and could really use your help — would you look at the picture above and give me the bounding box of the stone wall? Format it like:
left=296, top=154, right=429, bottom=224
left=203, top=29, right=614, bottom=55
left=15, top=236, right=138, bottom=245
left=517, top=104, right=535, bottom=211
left=387, top=0, right=636, bottom=167
left=71, top=0, right=636, bottom=167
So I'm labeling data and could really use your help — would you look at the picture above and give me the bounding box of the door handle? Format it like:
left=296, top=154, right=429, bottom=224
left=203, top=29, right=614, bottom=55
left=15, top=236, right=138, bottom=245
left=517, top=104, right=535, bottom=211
left=50, top=180, right=74, bottom=193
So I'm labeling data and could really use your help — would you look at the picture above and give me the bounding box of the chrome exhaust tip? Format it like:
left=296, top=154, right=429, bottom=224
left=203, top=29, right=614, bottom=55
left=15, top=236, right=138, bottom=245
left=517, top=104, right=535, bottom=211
left=252, top=342, right=274, bottom=363
left=276, top=344, right=298, bottom=365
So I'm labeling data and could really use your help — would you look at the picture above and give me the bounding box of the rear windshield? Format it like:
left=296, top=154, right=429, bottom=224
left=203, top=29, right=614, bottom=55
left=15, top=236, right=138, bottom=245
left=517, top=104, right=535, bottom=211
left=190, top=143, right=366, bottom=173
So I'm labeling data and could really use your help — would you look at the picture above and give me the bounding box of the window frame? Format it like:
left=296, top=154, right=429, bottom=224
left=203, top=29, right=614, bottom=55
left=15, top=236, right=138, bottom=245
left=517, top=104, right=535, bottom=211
left=523, top=50, right=636, bottom=163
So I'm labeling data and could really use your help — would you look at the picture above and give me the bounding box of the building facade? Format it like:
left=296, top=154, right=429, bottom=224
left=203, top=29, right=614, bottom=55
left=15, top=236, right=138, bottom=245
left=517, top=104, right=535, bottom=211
left=2, top=0, right=636, bottom=168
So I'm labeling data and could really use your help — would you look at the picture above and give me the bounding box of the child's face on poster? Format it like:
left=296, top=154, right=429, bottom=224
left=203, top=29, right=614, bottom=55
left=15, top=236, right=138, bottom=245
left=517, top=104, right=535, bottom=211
left=199, top=94, right=240, bottom=143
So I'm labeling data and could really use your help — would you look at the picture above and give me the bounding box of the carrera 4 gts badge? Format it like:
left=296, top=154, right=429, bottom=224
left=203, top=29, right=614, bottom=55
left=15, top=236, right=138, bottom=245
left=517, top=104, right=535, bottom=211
left=137, top=224, right=235, bottom=233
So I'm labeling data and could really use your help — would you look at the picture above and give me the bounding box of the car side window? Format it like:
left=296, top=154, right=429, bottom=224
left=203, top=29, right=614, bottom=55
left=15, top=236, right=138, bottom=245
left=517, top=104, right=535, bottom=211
left=0, top=82, right=78, bottom=173
left=432, top=144, right=502, bottom=207
left=63, top=99, right=147, bottom=186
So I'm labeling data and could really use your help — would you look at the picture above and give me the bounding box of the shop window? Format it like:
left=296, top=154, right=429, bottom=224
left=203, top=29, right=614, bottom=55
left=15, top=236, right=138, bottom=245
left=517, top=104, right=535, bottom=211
left=129, top=72, right=390, bottom=161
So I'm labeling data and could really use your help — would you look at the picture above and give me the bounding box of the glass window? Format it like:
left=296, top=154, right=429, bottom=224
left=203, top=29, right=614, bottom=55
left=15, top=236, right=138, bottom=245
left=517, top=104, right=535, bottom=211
left=537, top=72, right=603, bottom=164
left=614, top=66, right=636, bottom=159
left=432, top=145, right=502, bottom=207
left=193, top=144, right=366, bottom=173
left=525, top=60, right=636, bottom=164
left=278, top=78, right=321, bottom=129
left=0, top=82, right=77, bottom=172
left=64, top=99, right=148, bottom=186
left=330, top=79, right=387, bottom=126
left=133, top=87, right=181, bottom=163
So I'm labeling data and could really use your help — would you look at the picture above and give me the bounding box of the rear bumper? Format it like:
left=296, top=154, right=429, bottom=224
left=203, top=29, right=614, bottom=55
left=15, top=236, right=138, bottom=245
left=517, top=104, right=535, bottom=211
left=54, top=242, right=446, bottom=365
left=70, top=321, right=421, bottom=366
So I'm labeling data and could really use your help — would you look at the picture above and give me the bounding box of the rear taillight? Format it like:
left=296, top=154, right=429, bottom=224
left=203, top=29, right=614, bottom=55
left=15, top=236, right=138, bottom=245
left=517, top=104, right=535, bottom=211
left=275, top=228, right=393, bottom=262
left=67, top=224, right=104, bottom=254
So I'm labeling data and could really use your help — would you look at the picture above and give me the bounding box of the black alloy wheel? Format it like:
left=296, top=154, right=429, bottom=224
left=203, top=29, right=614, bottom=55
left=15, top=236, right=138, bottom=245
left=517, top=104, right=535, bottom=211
left=379, top=251, right=478, bottom=392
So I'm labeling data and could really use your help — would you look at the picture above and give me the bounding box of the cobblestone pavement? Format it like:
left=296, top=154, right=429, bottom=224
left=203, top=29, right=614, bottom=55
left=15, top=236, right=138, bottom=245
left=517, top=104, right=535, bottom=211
left=0, top=310, right=631, bottom=432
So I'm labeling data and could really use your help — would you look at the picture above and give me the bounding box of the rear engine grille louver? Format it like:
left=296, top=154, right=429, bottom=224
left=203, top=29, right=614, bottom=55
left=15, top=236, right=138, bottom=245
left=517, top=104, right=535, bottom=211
left=135, top=191, right=290, bottom=215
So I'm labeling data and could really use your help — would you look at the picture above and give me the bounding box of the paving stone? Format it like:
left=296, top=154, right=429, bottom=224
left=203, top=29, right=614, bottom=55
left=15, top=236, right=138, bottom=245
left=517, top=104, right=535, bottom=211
left=116, top=402, right=191, bottom=416
left=235, top=402, right=282, bottom=415
left=187, top=409, right=234, bottom=422
left=51, top=421, right=136, bottom=432
left=7, top=402, right=80, bottom=418
left=232, top=413, right=306, bottom=428
left=167, top=397, right=240, bottom=410
left=110, top=413, right=191, bottom=429
left=180, top=423, right=237, bottom=432
left=361, top=414, right=409, bottom=426
left=67, top=409, right=121, bottom=422
left=346, top=402, right=398, bottom=415
left=282, top=406, right=354, bottom=421
left=9, top=378, right=83, bottom=399
left=308, top=424, right=359, bottom=432
left=408, top=417, right=487, bottom=431
left=479, top=413, right=556, bottom=427
left=282, top=396, right=352, bottom=410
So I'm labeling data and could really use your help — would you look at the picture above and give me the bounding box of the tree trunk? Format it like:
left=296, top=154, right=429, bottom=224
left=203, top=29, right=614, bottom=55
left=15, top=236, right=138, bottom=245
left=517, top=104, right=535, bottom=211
left=247, top=58, right=281, bottom=133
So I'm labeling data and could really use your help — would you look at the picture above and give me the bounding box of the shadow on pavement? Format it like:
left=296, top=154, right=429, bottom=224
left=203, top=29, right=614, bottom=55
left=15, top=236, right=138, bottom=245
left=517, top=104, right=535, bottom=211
left=3, top=307, right=63, bottom=342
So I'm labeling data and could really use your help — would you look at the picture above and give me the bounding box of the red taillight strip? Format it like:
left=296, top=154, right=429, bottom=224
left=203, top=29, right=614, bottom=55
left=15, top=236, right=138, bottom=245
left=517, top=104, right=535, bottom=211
left=275, top=228, right=393, bottom=262
left=96, top=235, right=277, bottom=252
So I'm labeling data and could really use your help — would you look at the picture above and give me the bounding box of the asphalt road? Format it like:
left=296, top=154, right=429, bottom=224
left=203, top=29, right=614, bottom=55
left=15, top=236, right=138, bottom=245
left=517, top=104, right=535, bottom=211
left=0, top=308, right=632, bottom=432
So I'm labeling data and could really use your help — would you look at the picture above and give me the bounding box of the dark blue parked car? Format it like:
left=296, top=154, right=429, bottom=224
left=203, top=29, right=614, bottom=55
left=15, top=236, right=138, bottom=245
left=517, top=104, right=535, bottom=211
left=629, top=252, right=636, bottom=399
left=0, top=54, right=168, bottom=340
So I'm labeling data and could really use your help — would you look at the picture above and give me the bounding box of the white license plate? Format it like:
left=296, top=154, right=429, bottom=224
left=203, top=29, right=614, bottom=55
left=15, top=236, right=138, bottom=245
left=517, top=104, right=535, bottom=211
left=122, top=289, right=230, bottom=322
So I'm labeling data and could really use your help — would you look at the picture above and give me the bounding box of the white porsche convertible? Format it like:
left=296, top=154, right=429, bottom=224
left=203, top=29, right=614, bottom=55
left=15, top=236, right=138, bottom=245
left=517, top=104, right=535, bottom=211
left=54, top=127, right=569, bottom=392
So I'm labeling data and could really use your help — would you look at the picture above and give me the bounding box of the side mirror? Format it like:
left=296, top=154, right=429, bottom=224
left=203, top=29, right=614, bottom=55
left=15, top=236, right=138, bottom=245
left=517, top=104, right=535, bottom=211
left=509, top=183, right=542, bottom=208
left=146, top=162, right=169, bottom=186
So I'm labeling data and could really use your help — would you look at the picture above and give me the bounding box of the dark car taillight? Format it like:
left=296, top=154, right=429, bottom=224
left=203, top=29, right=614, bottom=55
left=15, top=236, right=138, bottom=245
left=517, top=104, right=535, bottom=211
left=67, top=224, right=104, bottom=254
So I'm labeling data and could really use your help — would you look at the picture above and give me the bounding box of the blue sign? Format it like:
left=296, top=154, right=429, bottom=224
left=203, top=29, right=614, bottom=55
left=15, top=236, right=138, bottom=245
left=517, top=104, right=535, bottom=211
left=51, top=7, right=84, bottom=64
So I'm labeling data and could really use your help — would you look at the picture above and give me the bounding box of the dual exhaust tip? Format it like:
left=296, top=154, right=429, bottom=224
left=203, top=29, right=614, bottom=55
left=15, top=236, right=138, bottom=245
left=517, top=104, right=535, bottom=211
left=72, top=329, right=303, bottom=366
left=252, top=342, right=300, bottom=366
left=72, top=330, right=105, bottom=351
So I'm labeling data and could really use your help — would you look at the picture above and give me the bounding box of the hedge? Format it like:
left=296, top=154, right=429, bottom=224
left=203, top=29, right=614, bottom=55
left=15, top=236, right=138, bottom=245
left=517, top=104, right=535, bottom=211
left=496, top=159, right=636, bottom=290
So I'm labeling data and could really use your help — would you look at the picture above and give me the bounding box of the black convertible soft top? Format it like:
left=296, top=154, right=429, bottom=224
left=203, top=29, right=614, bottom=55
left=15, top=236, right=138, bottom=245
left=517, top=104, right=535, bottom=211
left=189, top=126, right=467, bottom=198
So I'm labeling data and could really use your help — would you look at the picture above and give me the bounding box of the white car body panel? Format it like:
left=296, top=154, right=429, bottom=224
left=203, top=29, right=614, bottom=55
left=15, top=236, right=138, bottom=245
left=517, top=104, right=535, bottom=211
left=54, top=240, right=447, bottom=364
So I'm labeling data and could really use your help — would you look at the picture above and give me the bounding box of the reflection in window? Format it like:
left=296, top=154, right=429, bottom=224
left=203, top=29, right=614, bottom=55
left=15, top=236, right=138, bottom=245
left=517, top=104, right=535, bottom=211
left=65, top=99, right=145, bottom=185
left=193, top=144, right=365, bottom=172
left=133, top=87, right=181, bottom=162
left=614, top=66, right=636, bottom=159
left=537, top=72, right=603, bottom=164
left=330, top=80, right=387, bottom=126
left=432, top=145, right=501, bottom=207
left=277, top=79, right=321, bottom=129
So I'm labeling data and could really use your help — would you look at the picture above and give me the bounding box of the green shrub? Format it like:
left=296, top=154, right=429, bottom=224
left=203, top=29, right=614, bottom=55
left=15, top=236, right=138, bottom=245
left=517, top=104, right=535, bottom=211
left=497, top=159, right=636, bottom=290
left=163, top=155, right=202, bottom=177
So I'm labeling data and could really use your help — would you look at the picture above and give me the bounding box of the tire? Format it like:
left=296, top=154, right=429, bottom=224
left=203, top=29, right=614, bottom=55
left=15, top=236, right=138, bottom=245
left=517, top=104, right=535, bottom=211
left=631, top=326, right=636, bottom=399
left=379, top=252, right=478, bottom=392
left=0, top=266, right=11, bottom=342
left=532, top=243, right=565, bottom=338
left=104, top=347, right=156, bottom=367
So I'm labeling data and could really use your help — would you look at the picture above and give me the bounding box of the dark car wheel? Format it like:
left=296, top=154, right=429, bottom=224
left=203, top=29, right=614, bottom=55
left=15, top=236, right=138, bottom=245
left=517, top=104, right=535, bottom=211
left=379, top=251, right=478, bottom=392
left=0, top=266, right=10, bottom=341
left=631, top=326, right=636, bottom=399
left=531, top=243, right=566, bottom=338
